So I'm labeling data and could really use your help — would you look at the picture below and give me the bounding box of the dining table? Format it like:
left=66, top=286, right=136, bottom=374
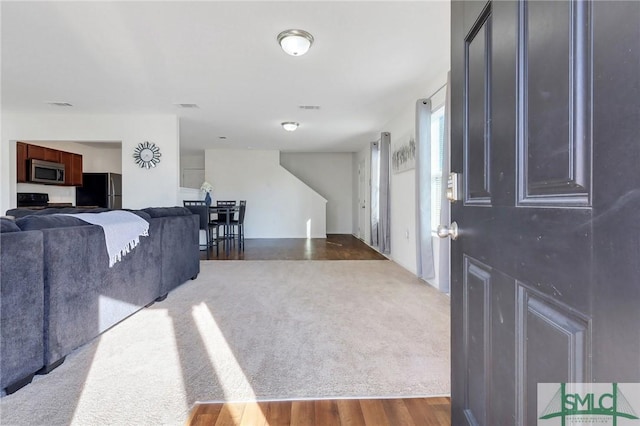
left=208, top=205, right=240, bottom=255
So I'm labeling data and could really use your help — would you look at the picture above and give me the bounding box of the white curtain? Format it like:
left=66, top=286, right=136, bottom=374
left=415, top=99, right=435, bottom=280
left=437, top=72, right=452, bottom=294
left=379, top=132, right=391, bottom=254
left=370, top=140, right=380, bottom=247
left=370, top=133, right=391, bottom=254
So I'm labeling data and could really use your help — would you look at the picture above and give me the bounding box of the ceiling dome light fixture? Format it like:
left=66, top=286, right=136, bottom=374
left=281, top=122, right=299, bottom=132
left=277, top=29, right=314, bottom=56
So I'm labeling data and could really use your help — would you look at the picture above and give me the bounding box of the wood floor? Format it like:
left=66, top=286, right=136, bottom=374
left=186, top=397, right=451, bottom=426
left=200, top=234, right=387, bottom=261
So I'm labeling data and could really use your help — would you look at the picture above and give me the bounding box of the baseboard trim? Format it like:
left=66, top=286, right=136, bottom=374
left=192, top=393, right=452, bottom=405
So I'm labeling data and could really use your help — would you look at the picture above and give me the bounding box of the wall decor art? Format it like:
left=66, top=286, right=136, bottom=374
left=392, top=136, right=416, bottom=173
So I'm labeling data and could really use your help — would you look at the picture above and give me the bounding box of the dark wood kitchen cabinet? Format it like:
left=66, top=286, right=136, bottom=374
left=16, top=142, right=27, bottom=183
left=55, top=150, right=84, bottom=186
left=72, top=154, right=83, bottom=186
left=27, top=144, right=60, bottom=163
left=19, top=142, right=83, bottom=186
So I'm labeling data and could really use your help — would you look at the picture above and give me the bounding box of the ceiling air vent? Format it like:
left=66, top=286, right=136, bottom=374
left=299, top=105, right=320, bottom=110
left=45, top=102, right=73, bottom=107
left=175, top=103, right=199, bottom=109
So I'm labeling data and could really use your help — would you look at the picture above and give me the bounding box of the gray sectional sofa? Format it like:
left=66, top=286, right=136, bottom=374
left=0, top=224, right=44, bottom=395
left=0, top=207, right=200, bottom=395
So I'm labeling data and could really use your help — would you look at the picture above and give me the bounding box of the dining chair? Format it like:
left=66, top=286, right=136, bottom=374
left=215, top=200, right=236, bottom=242
left=183, top=200, right=218, bottom=257
left=228, top=200, right=246, bottom=251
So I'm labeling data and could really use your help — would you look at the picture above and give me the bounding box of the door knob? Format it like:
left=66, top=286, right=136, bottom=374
left=437, top=222, right=459, bottom=240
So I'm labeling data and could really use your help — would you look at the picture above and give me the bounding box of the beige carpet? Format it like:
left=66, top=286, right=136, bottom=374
left=0, top=260, right=450, bottom=425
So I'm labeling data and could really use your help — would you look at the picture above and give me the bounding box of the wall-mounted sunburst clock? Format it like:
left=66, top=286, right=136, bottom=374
left=133, top=141, right=161, bottom=169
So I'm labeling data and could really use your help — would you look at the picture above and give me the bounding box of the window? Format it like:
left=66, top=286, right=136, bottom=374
left=430, top=105, right=445, bottom=232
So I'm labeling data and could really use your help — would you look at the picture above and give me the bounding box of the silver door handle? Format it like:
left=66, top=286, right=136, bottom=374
left=437, top=222, right=459, bottom=240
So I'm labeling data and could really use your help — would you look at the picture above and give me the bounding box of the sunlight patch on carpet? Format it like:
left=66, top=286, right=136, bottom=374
left=192, top=302, right=257, bottom=401
left=70, top=308, right=189, bottom=424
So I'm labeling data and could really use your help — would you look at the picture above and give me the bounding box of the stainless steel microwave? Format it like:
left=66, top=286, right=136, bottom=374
left=29, top=159, right=65, bottom=184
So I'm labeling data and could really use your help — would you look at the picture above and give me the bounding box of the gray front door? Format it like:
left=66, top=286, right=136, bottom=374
left=450, top=1, right=640, bottom=424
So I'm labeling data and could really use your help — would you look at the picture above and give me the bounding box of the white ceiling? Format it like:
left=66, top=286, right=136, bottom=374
left=1, top=1, right=450, bottom=154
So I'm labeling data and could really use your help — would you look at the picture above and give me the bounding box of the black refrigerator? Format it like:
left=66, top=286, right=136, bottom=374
left=76, top=173, right=122, bottom=209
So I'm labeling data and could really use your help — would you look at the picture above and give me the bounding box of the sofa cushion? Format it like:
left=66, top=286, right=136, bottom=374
left=142, top=207, right=192, bottom=218
left=6, top=207, right=112, bottom=219
left=0, top=218, right=20, bottom=233
left=39, top=208, right=111, bottom=215
left=4, top=209, right=35, bottom=219
left=16, top=215, right=90, bottom=231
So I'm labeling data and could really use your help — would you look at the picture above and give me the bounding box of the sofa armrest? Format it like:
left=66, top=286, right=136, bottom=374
left=156, top=214, right=200, bottom=294
left=0, top=231, right=44, bottom=391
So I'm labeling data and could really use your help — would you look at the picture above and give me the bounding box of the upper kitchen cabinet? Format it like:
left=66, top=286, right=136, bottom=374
left=16, top=142, right=27, bottom=183
left=59, top=151, right=83, bottom=186
left=72, top=154, right=83, bottom=186
left=27, top=144, right=60, bottom=163
left=19, top=142, right=83, bottom=186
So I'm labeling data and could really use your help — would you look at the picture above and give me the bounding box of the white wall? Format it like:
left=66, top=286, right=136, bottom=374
left=180, top=152, right=205, bottom=189
left=14, top=141, right=122, bottom=205
left=280, top=152, right=353, bottom=234
left=385, top=103, right=419, bottom=274
left=205, top=149, right=327, bottom=238
left=1, top=113, right=180, bottom=213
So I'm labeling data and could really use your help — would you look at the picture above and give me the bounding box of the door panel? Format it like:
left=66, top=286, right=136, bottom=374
left=489, top=266, right=517, bottom=425
left=525, top=1, right=572, bottom=187
left=451, top=1, right=640, bottom=424
left=519, top=0, right=591, bottom=205
left=462, top=256, right=520, bottom=426
left=465, top=7, right=492, bottom=204
left=462, top=257, right=491, bottom=426
left=517, top=285, right=590, bottom=425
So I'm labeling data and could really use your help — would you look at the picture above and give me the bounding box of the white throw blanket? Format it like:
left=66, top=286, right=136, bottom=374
left=61, top=211, right=150, bottom=267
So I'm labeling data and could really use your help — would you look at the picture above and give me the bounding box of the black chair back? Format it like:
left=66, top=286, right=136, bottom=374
left=238, top=200, right=246, bottom=224
left=183, top=200, right=208, bottom=230
left=216, top=200, right=236, bottom=223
